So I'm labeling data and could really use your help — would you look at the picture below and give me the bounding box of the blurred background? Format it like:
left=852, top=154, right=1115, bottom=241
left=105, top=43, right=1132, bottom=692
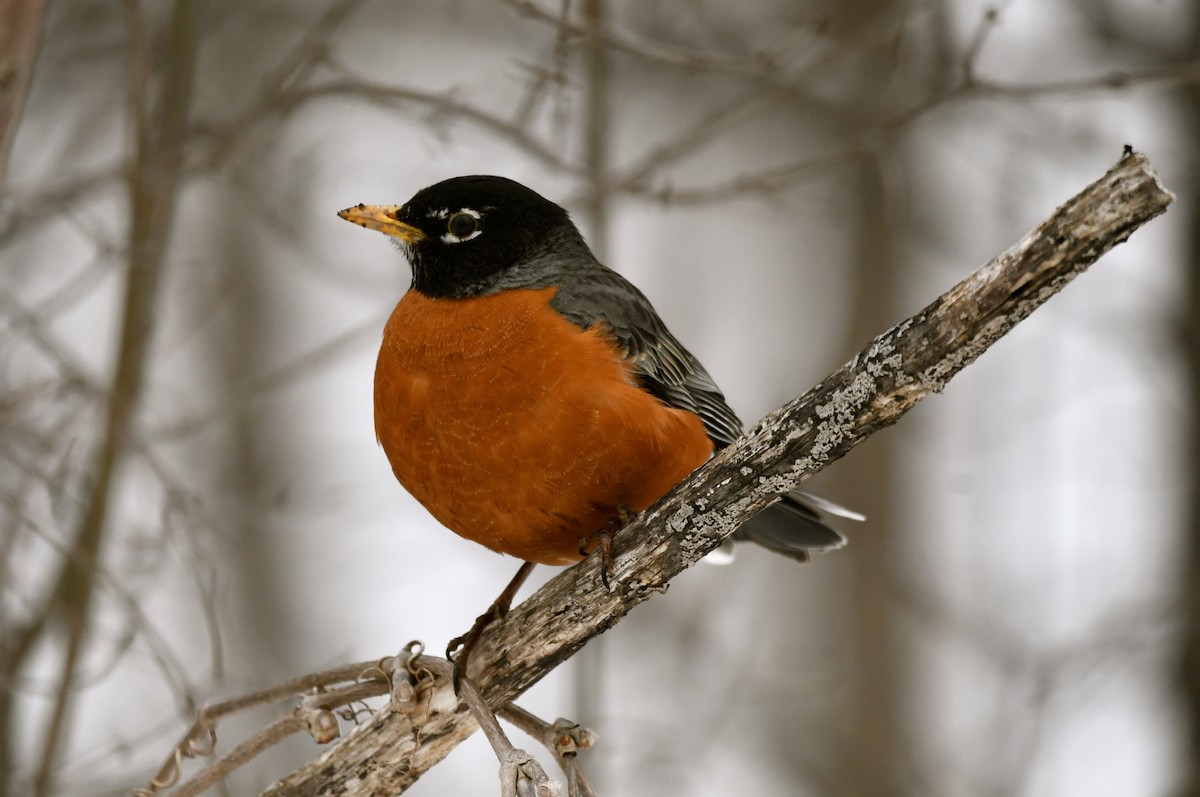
left=0, top=0, right=1195, bottom=795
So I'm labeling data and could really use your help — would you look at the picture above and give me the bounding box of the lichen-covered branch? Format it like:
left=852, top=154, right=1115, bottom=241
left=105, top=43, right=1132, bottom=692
left=260, top=150, right=1173, bottom=797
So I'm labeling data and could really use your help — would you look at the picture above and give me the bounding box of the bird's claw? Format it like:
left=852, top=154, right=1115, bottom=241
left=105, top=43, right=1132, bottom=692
left=579, top=505, right=635, bottom=591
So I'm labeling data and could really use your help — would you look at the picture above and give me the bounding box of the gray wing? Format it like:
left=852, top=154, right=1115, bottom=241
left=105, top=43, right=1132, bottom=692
left=540, top=257, right=856, bottom=558
left=547, top=262, right=745, bottom=448
left=547, top=262, right=748, bottom=444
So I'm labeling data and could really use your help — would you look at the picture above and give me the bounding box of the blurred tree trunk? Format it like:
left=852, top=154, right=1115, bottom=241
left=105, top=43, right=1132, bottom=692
left=0, top=0, right=48, bottom=189
left=573, top=0, right=611, bottom=775
left=1096, top=8, right=1200, bottom=795
left=1177, top=39, right=1200, bottom=797
left=824, top=3, right=912, bottom=793
left=28, top=3, right=199, bottom=793
left=199, top=2, right=315, bottom=784
left=836, top=153, right=906, bottom=796
left=208, top=193, right=309, bottom=786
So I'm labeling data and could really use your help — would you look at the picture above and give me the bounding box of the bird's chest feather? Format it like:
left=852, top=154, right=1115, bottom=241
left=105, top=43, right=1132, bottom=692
left=374, top=287, right=628, bottom=447
left=372, top=286, right=712, bottom=564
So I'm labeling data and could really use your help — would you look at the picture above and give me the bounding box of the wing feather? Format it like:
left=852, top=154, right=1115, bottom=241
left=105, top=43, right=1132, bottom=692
left=547, top=263, right=745, bottom=448
left=526, top=250, right=858, bottom=557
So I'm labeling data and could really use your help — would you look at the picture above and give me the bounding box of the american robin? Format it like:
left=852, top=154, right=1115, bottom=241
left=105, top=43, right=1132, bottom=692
left=338, top=175, right=857, bottom=681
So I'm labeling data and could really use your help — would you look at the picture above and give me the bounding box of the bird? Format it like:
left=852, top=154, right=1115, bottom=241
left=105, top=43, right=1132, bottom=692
left=338, top=175, right=858, bottom=684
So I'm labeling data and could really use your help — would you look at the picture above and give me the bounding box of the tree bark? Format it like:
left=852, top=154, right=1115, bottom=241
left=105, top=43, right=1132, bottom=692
left=260, top=151, right=1173, bottom=797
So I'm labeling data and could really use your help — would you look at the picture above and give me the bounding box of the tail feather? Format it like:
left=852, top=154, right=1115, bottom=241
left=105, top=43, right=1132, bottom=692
left=729, top=491, right=857, bottom=564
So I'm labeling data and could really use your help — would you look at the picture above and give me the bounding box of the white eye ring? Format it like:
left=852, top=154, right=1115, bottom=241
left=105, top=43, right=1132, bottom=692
left=441, top=208, right=482, bottom=244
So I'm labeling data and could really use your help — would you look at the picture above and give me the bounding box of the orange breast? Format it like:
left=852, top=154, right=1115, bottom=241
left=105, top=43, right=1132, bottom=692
left=374, top=287, right=714, bottom=565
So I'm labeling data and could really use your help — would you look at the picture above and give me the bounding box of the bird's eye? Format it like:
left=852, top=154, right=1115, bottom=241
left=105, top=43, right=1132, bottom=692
left=447, top=211, right=479, bottom=240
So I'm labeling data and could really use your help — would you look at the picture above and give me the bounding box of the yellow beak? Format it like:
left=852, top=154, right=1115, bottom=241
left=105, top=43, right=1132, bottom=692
left=337, top=204, right=426, bottom=242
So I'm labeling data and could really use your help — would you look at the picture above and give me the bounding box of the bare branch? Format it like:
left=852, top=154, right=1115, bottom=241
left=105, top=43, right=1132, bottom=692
left=892, top=56, right=1200, bottom=131
left=256, top=152, right=1172, bottom=796
left=421, top=659, right=562, bottom=797
left=961, top=6, right=1001, bottom=86
left=193, top=74, right=575, bottom=176
left=138, top=659, right=391, bottom=797
left=25, top=2, right=200, bottom=792
left=137, top=645, right=608, bottom=797
left=509, top=0, right=574, bottom=133
left=619, top=143, right=867, bottom=206
left=603, top=85, right=792, bottom=197
left=499, top=705, right=598, bottom=797
left=0, top=0, right=49, bottom=189
left=147, top=313, right=387, bottom=442
left=498, top=0, right=811, bottom=81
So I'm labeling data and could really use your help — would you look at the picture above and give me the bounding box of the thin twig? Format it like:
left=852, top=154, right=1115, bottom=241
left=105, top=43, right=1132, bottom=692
left=147, top=312, right=388, bottom=442
left=961, top=6, right=1001, bottom=86
left=0, top=0, right=50, bottom=190
left=499, top=0, right=798, bottom=80
left=890, top=56, right=1200, bottom=131
left=154, top=715, right=299, bottom=797
left=416, top=657, right=561, bottom=797
left=620, top=143, right=867, bottom=206
left=510, top=0, right=574, bottom=132
left=139, top=662, right=391, bottom=797
left=605, top=85, right=790, bottom=195
left=30, top=2, right=199, bottom=793
left=193, top=73, right=575, bottom=176
left=140, top=647, right=594, bottom=797
left=500, top=705, right=598, bottom=797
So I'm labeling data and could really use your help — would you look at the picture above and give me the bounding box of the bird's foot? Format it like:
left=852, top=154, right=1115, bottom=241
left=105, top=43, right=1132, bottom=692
left=446, top=609, right=498, bottom=694
left=579, top=505, right=636, bottom=591
left=447, top=561, right=536, bottom=693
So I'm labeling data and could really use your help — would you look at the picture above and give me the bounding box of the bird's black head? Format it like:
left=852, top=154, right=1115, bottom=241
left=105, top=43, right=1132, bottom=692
left=338, top=175, right=589, bottom=299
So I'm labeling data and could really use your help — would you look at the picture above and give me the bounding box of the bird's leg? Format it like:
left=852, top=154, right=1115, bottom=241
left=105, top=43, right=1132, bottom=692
left=578, top=505, right=636, bottom=590
left=447, top=560, right=536, bottom=692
